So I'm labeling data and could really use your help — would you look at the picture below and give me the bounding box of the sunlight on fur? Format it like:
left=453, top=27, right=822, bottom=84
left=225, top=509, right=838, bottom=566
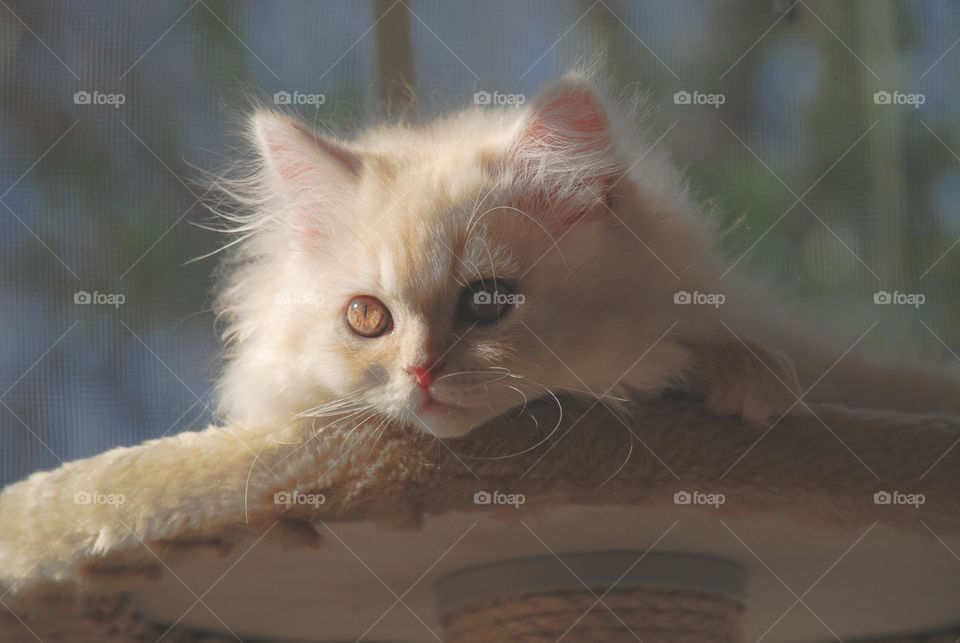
left=210, top=70, right=959, bottom=441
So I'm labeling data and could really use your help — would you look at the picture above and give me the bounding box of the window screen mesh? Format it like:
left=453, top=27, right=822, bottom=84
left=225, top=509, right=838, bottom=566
left=3, top=0, right=959, bottom=486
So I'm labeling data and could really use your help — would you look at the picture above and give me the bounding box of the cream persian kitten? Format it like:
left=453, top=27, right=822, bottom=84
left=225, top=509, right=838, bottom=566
left=213, top=72, right=958, bottom=439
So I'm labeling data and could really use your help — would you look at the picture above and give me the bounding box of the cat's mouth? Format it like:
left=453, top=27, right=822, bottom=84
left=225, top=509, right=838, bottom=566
left=416, top=386, right=463, bottom=412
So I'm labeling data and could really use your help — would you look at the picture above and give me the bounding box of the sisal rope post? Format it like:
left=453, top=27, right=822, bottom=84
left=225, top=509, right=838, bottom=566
left=436, top=552, right=746, bottom=642
left=443, top=587, right=743, bottom=642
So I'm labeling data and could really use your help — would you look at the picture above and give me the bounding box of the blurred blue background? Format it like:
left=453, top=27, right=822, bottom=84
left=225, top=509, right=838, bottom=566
left=3, top=0, right=960, bottom=486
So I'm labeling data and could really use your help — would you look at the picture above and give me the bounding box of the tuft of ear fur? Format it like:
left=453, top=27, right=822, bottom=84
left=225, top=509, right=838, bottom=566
left=250, top=111, right=359, bottom=207
left=508, top=74, right=623, bottom=230
left=202, top=112, right=362, bottom=253
left=209, top=113, right=363, bottom=367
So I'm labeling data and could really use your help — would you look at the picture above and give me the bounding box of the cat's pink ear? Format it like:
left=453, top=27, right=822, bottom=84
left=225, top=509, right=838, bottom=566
left=518, top=78, right=612, bottom=156
left=509, top=77, right=620, bottom=229
left=250, top=111, right=358, bottom=205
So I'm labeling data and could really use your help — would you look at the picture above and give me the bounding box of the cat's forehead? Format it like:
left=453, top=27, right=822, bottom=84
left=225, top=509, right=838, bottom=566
left=371, top=187, right=498, bottom=291
left=356, top=182, right=513, bottom=304
left=344, top=119, right=519, bottom=303
left=358, top=114, right=511, bottom=199
left=360, top=139, right=499, bottom=245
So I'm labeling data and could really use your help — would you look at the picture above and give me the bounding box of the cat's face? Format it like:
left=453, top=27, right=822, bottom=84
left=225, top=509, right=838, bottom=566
left=294, top=175, right=543, bottom=439
left=217, top=76, right=701, bottom=438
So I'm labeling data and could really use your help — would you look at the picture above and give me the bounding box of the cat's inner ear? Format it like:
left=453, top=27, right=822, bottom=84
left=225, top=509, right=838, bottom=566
left=251, top=112, right=359, bottom=205
left=508, top=77, right=621, bottom=229
left=520, top=79, right=612, bottom=155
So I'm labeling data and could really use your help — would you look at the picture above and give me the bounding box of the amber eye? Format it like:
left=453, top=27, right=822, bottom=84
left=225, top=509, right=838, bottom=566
left=346, top=296, right=392, bottom=337
left=457, top=279, right=517, bottom=325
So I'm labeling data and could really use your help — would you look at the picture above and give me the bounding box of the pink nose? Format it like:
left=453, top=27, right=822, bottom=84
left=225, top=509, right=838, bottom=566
left=406, top=360, right=443, bottom=389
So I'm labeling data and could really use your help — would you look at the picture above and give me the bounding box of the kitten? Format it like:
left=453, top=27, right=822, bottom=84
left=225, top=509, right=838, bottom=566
left=212, top=72, right=953, bottom=440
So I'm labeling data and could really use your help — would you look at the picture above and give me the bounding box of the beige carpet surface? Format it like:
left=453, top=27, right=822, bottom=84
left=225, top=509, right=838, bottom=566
left=2, top=398, right=960, bottom=641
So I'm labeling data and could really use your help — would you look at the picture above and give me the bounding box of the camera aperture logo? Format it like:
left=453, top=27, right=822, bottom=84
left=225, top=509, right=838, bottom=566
left=472, top=290, right=525, bottom=307
left=74, top=290, right=125, bottom=308
left=873, top=290, right=924, bottom=308
left=674, top=490, right=725, bottom=508
left=273, top=91, right=325, bottom=106
left=274, top=490, right=325, bottom=508
left=873, top=490, right=924, bottom=509
left=873, top=90, right=924, bottom=108
left=74, top=490, right=125, bottom=507
left=673, top=90, right=725, bottom=108
left=674, top=290, right=725, bottom=308
left=74, top=90, right=125, bottom=108
left=474, top=90, right=526, bottom=107
left=473, top=490, right=525, bottom=508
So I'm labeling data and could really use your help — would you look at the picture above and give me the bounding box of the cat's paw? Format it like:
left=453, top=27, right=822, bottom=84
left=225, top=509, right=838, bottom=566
left=698, top=338, right=801, bottom=425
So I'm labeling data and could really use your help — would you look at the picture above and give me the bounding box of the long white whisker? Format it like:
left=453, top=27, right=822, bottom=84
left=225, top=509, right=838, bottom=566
left=295, top=387, right=372, bottom=418
left=361, top=414, right=393, bottom=459
left=473, top=232, right=499, bottom=289
left=297, top=399, right=369, bottom=418
left=243, top=437, right=272, bottom=523
left=432, top=370, right=567, bottom=461
left=464, top=183, right=500, bottom=242
left=466, top=204, right=573, bottom=274
left=507, top=385, right=529, bottom=417
left=596, top=437, right=634, bottom=491
left=435, top=369, right=522, bottom=382
left=436, top=369, right=626, bottom=405
left=268, top=407, right=371, bottom=472
left=337, top=411, right=378, bottom=460
left=312, top=409, right=368, bottom=453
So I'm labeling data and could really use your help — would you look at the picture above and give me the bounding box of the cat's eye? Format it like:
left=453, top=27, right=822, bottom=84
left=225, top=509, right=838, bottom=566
left=346, top=296, right=392, bottom=337
left=458, top=279, right=517, bottom=325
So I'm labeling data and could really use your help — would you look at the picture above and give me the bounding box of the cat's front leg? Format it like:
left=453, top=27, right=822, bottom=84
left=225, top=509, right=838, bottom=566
left=687, top=336, right=802, bottom=425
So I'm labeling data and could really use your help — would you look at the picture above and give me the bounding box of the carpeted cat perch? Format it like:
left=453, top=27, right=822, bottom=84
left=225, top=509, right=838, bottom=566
left=2, top=398, right=960, bottom=642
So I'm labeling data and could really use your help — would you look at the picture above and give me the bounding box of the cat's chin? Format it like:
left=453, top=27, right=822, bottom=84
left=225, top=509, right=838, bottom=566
left=410, top=405, right=477, bottom=439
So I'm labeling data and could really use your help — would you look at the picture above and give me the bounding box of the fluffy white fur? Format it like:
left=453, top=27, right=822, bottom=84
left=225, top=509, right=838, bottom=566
left=213, top=71, right=959, bottom=440
left=212, top=72, right=805, bottom=439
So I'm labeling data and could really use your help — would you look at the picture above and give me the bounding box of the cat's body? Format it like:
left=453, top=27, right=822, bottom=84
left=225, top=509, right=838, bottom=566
left=213, top=72, right=960, bottom=440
